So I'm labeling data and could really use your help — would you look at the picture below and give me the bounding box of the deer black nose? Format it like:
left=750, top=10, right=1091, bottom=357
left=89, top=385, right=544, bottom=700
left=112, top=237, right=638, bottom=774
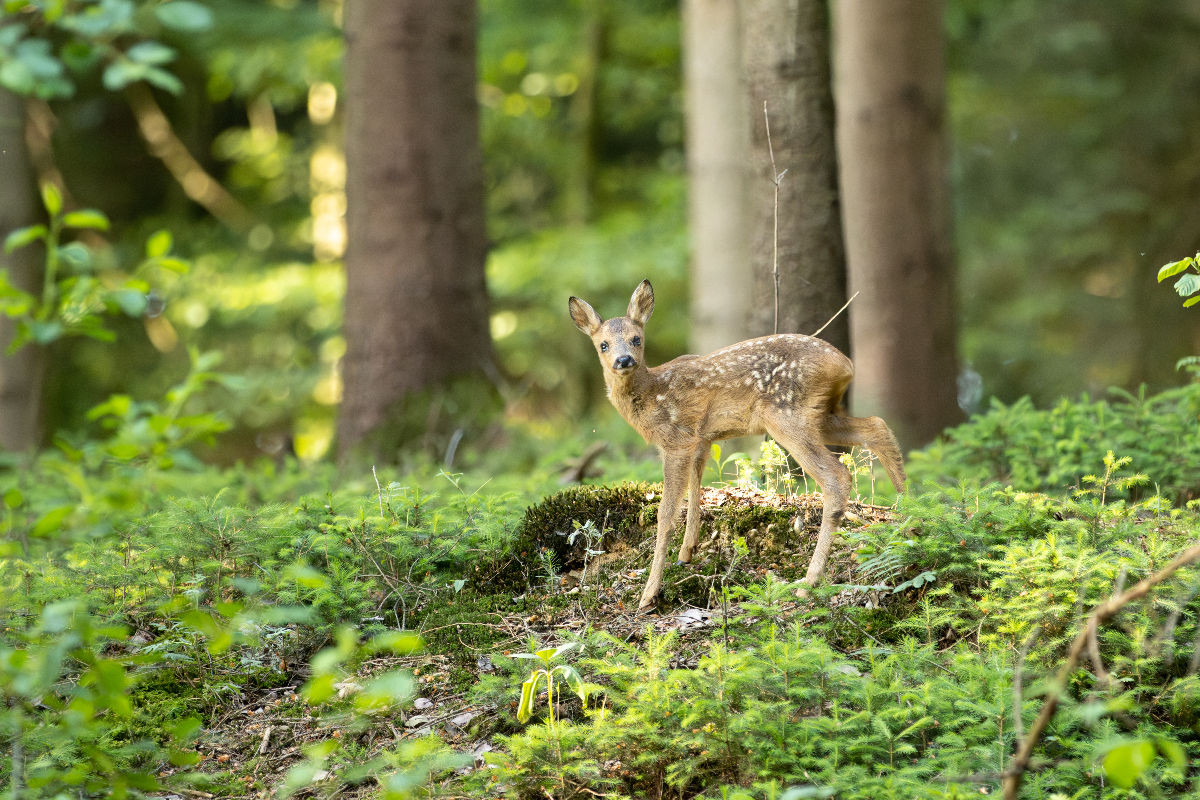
left=614, top=355, right=635, bottom=369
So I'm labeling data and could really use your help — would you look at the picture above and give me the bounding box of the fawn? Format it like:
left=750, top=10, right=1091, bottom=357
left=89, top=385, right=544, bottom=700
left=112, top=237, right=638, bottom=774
left=569, top=279, right=906, bottom=611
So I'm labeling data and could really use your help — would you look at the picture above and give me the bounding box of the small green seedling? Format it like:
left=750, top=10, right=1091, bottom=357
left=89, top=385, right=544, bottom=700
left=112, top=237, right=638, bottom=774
left=514, top=643, right=588, bottom=724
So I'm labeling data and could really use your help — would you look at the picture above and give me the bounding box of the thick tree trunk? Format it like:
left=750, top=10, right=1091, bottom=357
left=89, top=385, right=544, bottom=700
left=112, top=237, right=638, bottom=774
left=741, top=0, right=849, bottom=353
left=338, top=0, right=497, bottom=462
left=834, top=0, right=960, bottom=448
left=683, top=0, right=753, bottom=354
left=0, top=90, right=43, bottom=453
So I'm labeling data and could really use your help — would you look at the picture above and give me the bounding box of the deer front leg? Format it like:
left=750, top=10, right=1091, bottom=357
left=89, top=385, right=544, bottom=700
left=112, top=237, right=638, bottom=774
left=639, top=452, right=688, bottom=611
left=678, top=449, right=707, bottom=562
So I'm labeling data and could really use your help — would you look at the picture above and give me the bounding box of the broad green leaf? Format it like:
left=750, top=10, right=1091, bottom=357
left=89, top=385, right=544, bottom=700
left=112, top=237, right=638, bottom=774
left=0, top=59, right=36, bottom=95
left=1103, top=740, right=1155, bottom=789
left=4, top=224, right=47, bottom=253
left=1156, top=737, right=1186, bottom=769
left=142, top=65, right=184, bottom=95
left=3, top=488, right=22, bottom=508
left=32, top=504, right=72, bottom=537
left=62, top=209, right=109, bottom=231
left=369, top=630, right=422, bottom=655
left=517, top=671, right=544, bottom=723
left=87, top=394, right=132, bottom=420
left=126, top=41, right=176, bottom=66
left=1173, top=273, right=1200, bottom=298
left=145, top=229, right=173, bottom=258
left=40, top=182, right=62, bottom=216
left=1157, top=257, right=1195, bottom=282
left=27, top=319, right=63, bottom=344
left=1184, top=294, right=1200, bottom=308
left=109, top=288, right=148, bottom=317
left=155, top=1, right=214, bottom=32
left=355, top=670, right=415, bottom=711
left=102, top=60, right=142, bottom=91
left=301, top=673, right=336, bottom=705
left=57, top=242, right=92, bottom=270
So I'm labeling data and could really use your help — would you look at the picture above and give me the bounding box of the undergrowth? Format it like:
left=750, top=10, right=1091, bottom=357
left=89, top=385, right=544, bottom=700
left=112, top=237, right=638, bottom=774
left=1, top=383, right=1200, bottom=796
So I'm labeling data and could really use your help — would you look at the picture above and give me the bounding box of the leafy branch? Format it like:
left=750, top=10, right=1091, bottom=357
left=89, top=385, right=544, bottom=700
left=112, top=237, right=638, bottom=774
left=1157, top=252, right=1200, bottom=308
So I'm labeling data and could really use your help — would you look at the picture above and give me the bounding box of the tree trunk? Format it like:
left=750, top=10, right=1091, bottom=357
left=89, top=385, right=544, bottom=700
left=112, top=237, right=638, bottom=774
left=741, top=0, right=849, bottom=353
left=0, top=90, right=43, bottom=453
left=338, top=0, right=497, bottom=462
left=683, top=0, right=753, bottom=355
left=834, top=0, right=960, bottom=448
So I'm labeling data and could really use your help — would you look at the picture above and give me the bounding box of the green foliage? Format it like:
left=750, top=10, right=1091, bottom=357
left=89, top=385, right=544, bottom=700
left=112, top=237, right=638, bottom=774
left=0, top=0, right=213, bottom=98
left=911, top=383, right=1200, bottom=503
left=1158, top=252, right=1200, bottom=308
left=1, top=184, right=186, bottom=351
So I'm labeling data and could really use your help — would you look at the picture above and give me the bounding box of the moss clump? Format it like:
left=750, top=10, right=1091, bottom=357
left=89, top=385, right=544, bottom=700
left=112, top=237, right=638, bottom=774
left=506, top=481, right=658, bottom=578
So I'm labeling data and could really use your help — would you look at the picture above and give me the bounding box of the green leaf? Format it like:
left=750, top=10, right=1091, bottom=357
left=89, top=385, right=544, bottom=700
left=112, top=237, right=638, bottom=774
left=301, top=673, right=336, bottom=705
left=102, top=60, right=142, bottom=91
left=62, top=209, right=109, bottom=231
left=355, top=670, right=415, bottom=712
left=1157, top=257, right=1195, bottom=282
left=32, top=504, right=73, bottom=537
left=3, top=488, right=22, bottom=508
left=1103, top=740, right=1155, bottom=789
left=4, top=224, right=47, bottom=253
left=1173, top=273, right=1200, bottom=298
left=145, top=229, right=173, bottom=258
left=109, top=288, right=148, bottom=317
left=1184, top=294, right=1200, bottom=308
left=27, top=319, right=64, bottom=344
left=154, top=1, right=214, bottom=32
left=1156, top=737, right=1186, bottom=770
left=0, top=59, right=35, bottom=95
left=57, top=242, right=92, bottom=271
left=40, top=183, right=62, bottom=216
left=126, top=41, right=176, bottom=66
left=141, top=65, right=184, bottom=95
left=517, top=671, right=543, bottom=723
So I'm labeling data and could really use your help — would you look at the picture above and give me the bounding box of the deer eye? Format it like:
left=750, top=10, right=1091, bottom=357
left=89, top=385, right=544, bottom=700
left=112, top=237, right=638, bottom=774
left=600, top=341, right=609, bottom=352
left=631, top=336, right=642, bottom=347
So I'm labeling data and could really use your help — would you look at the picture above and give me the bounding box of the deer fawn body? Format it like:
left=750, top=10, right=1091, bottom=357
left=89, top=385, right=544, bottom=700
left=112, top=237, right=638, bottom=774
left=570, top=280, right=906, bottom=611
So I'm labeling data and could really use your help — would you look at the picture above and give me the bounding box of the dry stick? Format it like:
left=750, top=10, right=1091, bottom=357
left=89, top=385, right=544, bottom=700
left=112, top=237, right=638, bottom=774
left=1002, top=540, right=1200, bottom=800
left=812, top=291, right=860, bottom=339
left=763, top=101, right=787, bottom=335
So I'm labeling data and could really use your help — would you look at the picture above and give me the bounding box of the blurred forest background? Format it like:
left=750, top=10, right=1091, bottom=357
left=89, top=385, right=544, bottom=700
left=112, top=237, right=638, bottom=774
left=2, top=0, right=1199, bottom=466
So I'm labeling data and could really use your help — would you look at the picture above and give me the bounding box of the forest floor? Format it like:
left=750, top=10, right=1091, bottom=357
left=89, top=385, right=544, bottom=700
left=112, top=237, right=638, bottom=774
left=171, top=489, right=898, bottom=798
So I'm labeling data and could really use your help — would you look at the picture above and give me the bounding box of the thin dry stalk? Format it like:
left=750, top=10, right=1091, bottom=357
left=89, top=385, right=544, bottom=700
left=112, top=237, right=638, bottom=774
left=763, top=101, right=787, bottom=335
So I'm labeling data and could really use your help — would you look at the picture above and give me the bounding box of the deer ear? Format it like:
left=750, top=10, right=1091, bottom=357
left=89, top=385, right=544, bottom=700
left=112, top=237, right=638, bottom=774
left=627, top=280, right=654, bottom=326
left=569, top=296, right=603, bottom=335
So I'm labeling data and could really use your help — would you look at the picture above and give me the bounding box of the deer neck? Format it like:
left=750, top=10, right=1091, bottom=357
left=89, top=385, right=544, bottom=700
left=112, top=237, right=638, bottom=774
left=604, top=365, right=664, bottom=436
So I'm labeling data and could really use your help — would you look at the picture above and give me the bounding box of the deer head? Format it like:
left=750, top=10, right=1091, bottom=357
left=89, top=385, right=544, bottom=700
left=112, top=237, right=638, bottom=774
left=568, top=279, right=655, bottom=379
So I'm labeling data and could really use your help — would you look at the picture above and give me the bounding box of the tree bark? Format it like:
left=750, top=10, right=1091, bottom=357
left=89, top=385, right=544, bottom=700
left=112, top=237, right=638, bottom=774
left=683, top=0, right=753, bottom=355
left=0, top=90, right=43, bottom=453
left=834, top=0, right=960, bottom=448
left=741, top=0, right=849, bottom=353
left=338, top=0, right=497, bottom=462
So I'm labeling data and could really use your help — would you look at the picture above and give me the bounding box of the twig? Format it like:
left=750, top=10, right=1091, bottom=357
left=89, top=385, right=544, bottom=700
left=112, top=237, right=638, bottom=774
left=1002, top=541, right=1200, bottom=800
left=256, top=724, right=273, bottom=756
left=811, top=291, right=859, bottom=339
left=763, top=102, right=787, bottom=335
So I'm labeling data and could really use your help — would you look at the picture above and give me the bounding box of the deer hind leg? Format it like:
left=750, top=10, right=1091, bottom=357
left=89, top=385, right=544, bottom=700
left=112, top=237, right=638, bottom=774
left=678, top=448, right=708, bottom=563
left=822, top=414, right=907, bottom=493
left=640, top=451, right=689, bottom=611
left=766, top=412, right=852, bottom=586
